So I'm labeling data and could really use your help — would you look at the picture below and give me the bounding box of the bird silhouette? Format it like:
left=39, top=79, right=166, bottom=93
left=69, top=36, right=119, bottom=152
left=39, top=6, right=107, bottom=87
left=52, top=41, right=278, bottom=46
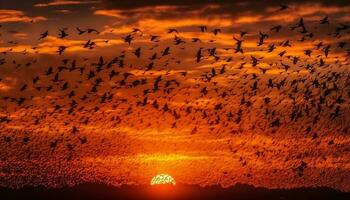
left=38, top=30, right=49, bottom=40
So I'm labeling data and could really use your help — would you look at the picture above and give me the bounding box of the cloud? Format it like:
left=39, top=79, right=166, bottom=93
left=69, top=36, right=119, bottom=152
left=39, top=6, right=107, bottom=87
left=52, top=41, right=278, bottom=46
left=12, top=32, right=28, bottom=39
left=0, top=36, right=124, bottom=55
left=99, top=0, right=350, bottom=13
left=94, top=2, right=350, bottom=33
left=55, top=9, right=74, bottom=14
left=0, top=9, right=46, bottom=23
left=0, top=82, right=12, bottom=91
left=0, top=77, right=17, bottom=91
left=94, top=9, right=127, bottom=19
left=34, top=0, right=100, bottom=7
left=93, top=5, right=192, bottom=20
left=264, top=3, right=350, bottom=22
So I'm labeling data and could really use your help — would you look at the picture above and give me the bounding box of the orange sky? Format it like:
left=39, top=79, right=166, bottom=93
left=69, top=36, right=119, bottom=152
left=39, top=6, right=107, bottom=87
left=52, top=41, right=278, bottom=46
left=0, top=0, right=349, bottom=192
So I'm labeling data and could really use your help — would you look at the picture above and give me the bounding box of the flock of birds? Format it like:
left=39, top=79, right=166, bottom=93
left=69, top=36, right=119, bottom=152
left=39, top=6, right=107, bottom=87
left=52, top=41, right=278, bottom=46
left=0, top=5, right=350, bottom=179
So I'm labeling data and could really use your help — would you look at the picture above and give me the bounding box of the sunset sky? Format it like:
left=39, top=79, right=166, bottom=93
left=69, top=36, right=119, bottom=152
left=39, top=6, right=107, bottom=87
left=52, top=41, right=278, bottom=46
left=0, top=0, right=349, bottom=192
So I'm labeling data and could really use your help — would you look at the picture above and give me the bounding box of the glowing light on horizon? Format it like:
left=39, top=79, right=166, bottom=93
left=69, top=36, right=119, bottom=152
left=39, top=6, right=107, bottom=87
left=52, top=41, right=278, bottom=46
left=150, top=174, right=176, bottom=186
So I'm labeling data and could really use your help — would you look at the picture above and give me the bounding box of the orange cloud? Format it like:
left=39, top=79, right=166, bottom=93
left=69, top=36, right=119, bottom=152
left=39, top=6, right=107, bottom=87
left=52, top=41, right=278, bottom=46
left=94, top=10, right=127, bottom=19
left=234, top=3, right=350, bottom=24
left=0, top=9, right=46, bottom=23
left=0, top=77, right=17, bottom=91
left=0, top=36, right=124, bottom=55
left=0, top=83, right=12, bottom=91
left=12, top=33, right=28, bottom=39
left=55, top=9, right=73, bottom=14
left=234, top=15, right=263, bottom=24
left=34, top=0, right=100, bottom=7
left=94, top=5, right=189, bottom=19
left=93, top=5, right=226, bottom=23
left=265, top=3, right=350, bottom=23
left=99, top=17, right=234, bottom=36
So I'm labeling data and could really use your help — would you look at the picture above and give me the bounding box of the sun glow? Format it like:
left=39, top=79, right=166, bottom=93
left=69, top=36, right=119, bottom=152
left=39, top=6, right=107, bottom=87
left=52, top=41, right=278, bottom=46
left=150, top=174, right=176, bottom=186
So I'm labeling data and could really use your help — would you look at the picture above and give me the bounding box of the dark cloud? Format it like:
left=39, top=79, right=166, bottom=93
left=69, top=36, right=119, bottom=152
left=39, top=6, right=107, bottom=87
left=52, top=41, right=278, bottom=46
left=1, top=0, right=349, bottom=12
left=99, top=0, right=350, bottom=10
left=95, top=0, right=350, bottom=23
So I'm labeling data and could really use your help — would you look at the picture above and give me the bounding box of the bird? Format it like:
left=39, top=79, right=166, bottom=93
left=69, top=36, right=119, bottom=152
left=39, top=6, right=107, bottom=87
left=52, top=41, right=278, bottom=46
left=212, top=28, right=221, bottom=35
left=58, top=28, right=69, bottom=38
left=167, top=28, right=179, bottom=34
left=199, top=26, right=207, bottom=32
left=83, top=40, right=96, bottom=49
left=87, top=28, right=100, bottom=34
left=57, top=46, right=67, bottom=55
left=123, top=34, right=133, bottom=45
left=257, top=32, right=268, bottom=46
left=192, top=38, right=201, bottom=43
left=233, top=37, right=244, bottom=53
left=320, top=16, right=329, bottom=25
left=277, top=4, right=289, bottom=11
left=150, top=35, right=160, bottom=42
left=196, top=48, right=203, bottom=63
left=131, top=28, right=142, bottom=35
left=38, top=30, right=49, bottom=40
left=162, top=47, right=170, bottom=56
left=76, top=27, right=86, bottom=35
left=133, top=47, right=141, bottom=58
left=240, top=31, right=248, bottom=37
left=270, top=25, right=282, bottom=32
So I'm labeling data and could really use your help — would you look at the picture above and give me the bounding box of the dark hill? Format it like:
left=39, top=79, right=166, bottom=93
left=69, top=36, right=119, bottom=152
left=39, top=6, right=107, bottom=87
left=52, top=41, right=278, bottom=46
left=1, top=183, right=349, bottom=200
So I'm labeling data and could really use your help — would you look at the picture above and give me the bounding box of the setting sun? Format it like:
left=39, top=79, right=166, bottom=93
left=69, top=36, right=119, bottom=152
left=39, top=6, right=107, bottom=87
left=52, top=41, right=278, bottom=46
left=0, top=0, right=350, bottom=199
left=150, top=174, right=176, bottom=186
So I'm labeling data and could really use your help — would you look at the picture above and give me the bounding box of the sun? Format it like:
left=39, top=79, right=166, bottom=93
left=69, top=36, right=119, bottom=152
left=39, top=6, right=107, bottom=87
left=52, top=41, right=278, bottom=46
left=150, top=174, right=176, bottom=186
